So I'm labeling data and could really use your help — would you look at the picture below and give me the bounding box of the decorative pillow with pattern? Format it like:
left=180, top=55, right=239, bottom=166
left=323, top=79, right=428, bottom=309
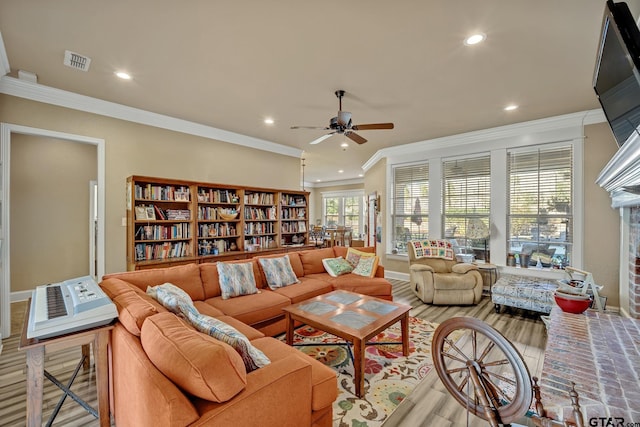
left=352, top=255, right=380, bottom=278
left=345, top=247, right=376, bottom=268
left=146, top=282, right=198, bottom=318
left=411, top=239, right=454, bottom=260
left=258, top=255, right=300, bottom=290
left=216, top=262, right=259, bottom=300
left=185, top=310, right=270, bottom=372
left=322, top=256, right=354, bottom=277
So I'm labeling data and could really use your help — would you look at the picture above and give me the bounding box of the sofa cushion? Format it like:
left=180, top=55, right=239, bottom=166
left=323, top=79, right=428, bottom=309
left=317, top=273, right=393, bottom=298
left=140, top=312, right=247, bottom=403
left=321, top=257, right=353, bottom=277
left=299, top=247, right=334, bottom=275
left=112, top=289, right=168, bottom=336
left=251, top=337, right=337, bottom=412
left=332, top=245, right=375, bottom=258
left=103, top=263, right=205, bottom=301
left=200, top=260, right=266, bottom=300
left=217, top=261, right=259, bottom=299
left=258, top=255, right=300, bottom=289
left=187, top=311, right=270, bottom=372
left=257, top=252, right=304, bottom=278
left=205, top=290, right=290, bottom=327
left=100, top=277, right=147, bottom=299
left=272, top=277, right=334, bottom=304
left=352, top=255, right=380, bottom=278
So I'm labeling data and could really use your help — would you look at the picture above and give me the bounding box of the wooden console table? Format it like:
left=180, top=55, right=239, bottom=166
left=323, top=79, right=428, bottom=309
left=19, top=302, right=113, bottom=427
left=539, top=306, right=639, bottom=422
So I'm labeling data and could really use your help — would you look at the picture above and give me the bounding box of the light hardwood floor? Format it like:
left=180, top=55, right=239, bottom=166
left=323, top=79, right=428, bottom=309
left=0, top=279, right=546, bottom=427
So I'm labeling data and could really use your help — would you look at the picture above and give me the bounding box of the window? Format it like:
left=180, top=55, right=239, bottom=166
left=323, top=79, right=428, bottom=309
left=322, top=191, right=364, bottom=235
left=442, top=156, right=491, bottom=260
left=508, top=145, right=572, bottom=267
left=391, top=164, right=428, bottom=254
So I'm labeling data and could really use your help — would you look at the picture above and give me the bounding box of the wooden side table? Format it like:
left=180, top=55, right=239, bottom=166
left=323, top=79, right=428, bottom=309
left=475, top=263, right=498, bottom=296
left=18, top=301, right=113, bottom=427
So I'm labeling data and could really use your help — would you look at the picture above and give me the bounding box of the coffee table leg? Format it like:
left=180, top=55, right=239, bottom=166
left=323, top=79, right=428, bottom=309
left=353, top=339, right=365, bottom=398
left=285, top=313, right=294, bottom=346
left=401, top=314, right=410, bottom=356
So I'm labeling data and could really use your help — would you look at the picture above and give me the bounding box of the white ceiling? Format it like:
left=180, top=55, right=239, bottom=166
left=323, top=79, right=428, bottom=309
left=0, top=0, right=609, bottom=184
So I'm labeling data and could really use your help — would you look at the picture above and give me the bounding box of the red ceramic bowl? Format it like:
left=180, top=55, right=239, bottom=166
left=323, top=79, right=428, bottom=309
left=554, top=291, right=591, bottom=314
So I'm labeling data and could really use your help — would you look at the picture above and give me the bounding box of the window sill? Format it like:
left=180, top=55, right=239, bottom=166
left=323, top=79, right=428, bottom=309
left=498, top=265, right=567, bottom=280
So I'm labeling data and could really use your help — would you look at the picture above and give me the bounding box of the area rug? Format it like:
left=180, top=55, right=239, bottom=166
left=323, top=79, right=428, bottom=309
left=284, top=317, right=440, bottom=427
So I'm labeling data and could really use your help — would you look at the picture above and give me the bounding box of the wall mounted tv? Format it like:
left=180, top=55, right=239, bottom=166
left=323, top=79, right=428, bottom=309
left=593, top=0, right=640, bottom=147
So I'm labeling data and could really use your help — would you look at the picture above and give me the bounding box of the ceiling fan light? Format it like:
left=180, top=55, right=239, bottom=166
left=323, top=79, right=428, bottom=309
left=464, top=33, right=486, bottom=46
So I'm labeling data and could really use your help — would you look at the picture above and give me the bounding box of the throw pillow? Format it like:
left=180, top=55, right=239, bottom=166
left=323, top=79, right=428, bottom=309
left=146, top=282, right=198, bottom=318
left=345, top=247, right=376, bottom=268
left=352, top=255, right=380, bottom=278
left=140, top=312, right=247, bottom=402
left=216, top=262, right=259, bottom=300
left=258, top=255, right=300, bottom=290
left=322, top=256, right=354, bottom=277
left=185, top=310, right=270, bottom=372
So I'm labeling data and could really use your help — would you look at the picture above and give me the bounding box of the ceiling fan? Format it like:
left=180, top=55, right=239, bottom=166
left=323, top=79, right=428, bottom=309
left=291, top=90, right=394, bottom=145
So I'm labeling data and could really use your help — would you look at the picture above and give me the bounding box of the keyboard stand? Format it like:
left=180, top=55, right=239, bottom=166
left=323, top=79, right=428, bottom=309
left=18, top=299, right=113, bottom=427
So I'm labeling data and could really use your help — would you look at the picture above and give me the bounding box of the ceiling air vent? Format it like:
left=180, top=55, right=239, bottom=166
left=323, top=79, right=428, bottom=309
left=63, top=50, right=91, bottom=72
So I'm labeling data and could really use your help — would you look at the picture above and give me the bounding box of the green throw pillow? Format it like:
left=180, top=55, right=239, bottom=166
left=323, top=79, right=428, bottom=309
left=322, top=256, right=354, bottom=277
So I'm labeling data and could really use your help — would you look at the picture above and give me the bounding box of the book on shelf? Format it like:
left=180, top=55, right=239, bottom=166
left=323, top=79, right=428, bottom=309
left=135, top=205, right=148, bottom=220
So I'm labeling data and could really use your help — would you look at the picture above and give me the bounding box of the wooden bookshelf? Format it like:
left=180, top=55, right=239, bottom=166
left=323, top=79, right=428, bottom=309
left=126, top=176, right=310, bottom=270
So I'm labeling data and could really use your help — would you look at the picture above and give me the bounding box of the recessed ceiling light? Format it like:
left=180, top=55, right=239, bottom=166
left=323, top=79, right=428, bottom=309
left=340, top=142, right=349, bottom=148
left=338, top=170, right=344, bottom=174
left=464, top=33, right=486, bottom=46
left=316, top=179, right=322, bottom=182
left=358, top=174, right=364, bottom=177
left=115, top=71, right=132, bottom=80
left=504, top=104, right=518, bottom=111
left=264, top=118, right=274, bottom=125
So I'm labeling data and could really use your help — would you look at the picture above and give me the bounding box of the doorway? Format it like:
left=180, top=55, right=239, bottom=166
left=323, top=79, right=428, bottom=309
left=0, top=124, right=105, bottom=340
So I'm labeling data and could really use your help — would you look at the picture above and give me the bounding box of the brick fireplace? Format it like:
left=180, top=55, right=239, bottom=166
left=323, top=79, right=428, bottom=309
left=629, top=207, right=640, bottom=318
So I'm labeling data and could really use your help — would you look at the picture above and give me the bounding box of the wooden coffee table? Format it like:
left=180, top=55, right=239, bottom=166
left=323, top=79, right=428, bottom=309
left=282, top=290, right=411, bottom=397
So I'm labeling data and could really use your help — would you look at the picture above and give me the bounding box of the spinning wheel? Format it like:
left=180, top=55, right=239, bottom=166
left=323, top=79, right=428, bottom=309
left=432, top=317, right=533, bottom=426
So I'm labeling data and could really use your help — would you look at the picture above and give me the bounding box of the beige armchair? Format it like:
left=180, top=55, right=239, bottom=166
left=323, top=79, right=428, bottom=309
left=408, top=240, right=483, bottom=305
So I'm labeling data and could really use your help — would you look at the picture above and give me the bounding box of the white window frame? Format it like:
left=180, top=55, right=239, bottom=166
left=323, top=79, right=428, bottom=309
left=321, top=190, right=365, bottom=236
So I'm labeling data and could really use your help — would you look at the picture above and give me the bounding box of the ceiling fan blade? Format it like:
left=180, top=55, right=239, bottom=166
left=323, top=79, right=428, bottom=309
left=346, top=131, right=367, bottom=145
left=351, top=123, right=394, bottom=131
left=337, top=111, right=352, bottom=127
left=291, top=125, right=330, bottom=130
left=309, top=133, right=335, bottom=145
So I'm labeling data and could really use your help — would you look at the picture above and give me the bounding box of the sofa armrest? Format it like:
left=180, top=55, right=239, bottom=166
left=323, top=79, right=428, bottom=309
left=451, top=263, right=478, bottom=274
left=193, top=354, right=313, bottom=426
left=375, top=264, right=385, bottom=278
left=410, top=264, right=434, bottom=273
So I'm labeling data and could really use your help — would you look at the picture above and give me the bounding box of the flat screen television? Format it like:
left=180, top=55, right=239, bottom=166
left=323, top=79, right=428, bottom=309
left=593, top=1, right=640, bottom=147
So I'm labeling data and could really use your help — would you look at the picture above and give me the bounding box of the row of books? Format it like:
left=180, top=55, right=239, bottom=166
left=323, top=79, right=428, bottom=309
left=281, top=221, right=307, bottom=233
left=134, top=241, right=192, bottom=261
left=197, top=188, right=238, bottom=204
left=244, top=207, right=277, bottom=220
left=198, top=223, right=237, bottom=238
left=244, top=236, right=275, bottom=249
left=244, top=222, right=275, bottom=235
left=281, top=195, right=306, bottom=206
left=135, top=204, right=191, bottom=221
left=281, top=207, right=306, bottom=219
left=198, top=239, right=232, bottom=255
left=198, top=207, right=238, bottom=221
left=135, top=224, right=191, bottom=241
left=244, top=192, right=275, bottom=205
left=135, top=184, right=191, bottom=201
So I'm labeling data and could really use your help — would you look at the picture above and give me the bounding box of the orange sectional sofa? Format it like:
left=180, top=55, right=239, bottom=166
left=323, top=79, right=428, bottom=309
left=100, top=246, right=392, bottom=427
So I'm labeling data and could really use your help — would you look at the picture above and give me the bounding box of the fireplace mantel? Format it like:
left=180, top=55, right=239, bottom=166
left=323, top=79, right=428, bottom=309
left=597, top=131, right=640, bottom=208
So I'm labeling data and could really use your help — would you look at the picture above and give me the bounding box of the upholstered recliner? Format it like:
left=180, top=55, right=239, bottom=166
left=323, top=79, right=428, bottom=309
left=408, top=239, right=483, bottom=305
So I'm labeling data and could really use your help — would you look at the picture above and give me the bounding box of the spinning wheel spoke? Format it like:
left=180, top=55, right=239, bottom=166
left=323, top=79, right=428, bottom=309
left=432, top=317, right=533, bottom=425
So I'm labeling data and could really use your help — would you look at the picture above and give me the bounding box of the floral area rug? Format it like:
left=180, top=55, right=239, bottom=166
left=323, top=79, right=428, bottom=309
left=283, top=317, right=440, bottom=427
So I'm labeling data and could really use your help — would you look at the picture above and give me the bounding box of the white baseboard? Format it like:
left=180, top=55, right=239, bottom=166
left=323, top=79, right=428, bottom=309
left=385, top=270, right=409, bottom=282
left=11, top=290, right=31, bottom=303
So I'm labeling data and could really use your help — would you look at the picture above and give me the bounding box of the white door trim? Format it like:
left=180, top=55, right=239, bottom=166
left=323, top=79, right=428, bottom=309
left=0, top=123, right=105, bottom=339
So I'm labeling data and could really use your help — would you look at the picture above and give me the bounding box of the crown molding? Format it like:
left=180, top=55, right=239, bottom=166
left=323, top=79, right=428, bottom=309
left=311, top=177, right=364, bottom=188
left=362, top=109, right=606, bottom=172
left=0, top=75, right=303, bottom=158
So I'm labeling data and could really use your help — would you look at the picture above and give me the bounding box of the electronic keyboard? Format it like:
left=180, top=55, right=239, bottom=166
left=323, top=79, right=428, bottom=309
left=27, top=275, right=117, bottom=339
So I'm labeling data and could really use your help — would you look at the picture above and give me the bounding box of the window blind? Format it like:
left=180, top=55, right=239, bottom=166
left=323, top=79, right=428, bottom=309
left=391, top=163, right=429, bottom=253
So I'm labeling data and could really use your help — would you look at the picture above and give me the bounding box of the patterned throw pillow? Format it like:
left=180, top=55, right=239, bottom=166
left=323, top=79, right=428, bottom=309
left=322, top=256, right=354, bottom=277
left=352, top=256, right=380, bottom=278
left=185, top=310, right=270, bottom=372
left=345, top=247, right=376, bottom=268
left=216, top=262, right=259, bottom=300
left=146, top=282, right=198, bottom=317
left=258, top=255, right=300, bottom=290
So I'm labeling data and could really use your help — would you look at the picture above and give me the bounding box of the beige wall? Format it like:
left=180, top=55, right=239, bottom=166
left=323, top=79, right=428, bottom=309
left=10, top=134, right=97, bottom=292
left=583, top=122, right=621, bottom=308
left=0, top=94, right=301, bottom=277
